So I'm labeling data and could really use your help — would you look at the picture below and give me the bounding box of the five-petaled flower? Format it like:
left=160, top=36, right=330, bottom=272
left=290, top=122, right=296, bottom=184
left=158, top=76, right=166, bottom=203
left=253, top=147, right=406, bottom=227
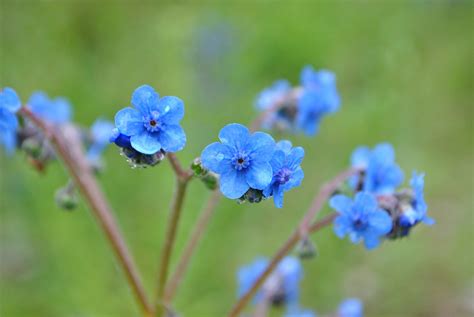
left=296, top=65, right=340, bottom=136
left=0, top=87, right=21, bottom=154
left=330, top=192, right=393, bottom=250
left=263, top=140, right=305, bottom=208
left=114, top=85, right=186, bottom=155
left=398, top=171, right=435, bottom=229
left=28, top=91, right=72, bottom=124
left=201, top=123, right=275, bottom=199
left=350, top=143, right=404, bottom=195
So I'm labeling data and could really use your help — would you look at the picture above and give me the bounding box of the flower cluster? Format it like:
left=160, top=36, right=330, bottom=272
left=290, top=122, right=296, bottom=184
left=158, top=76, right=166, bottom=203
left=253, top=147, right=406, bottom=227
left=329, top=143, right=434, bottom=249
left=238, top=256, right=364, bottom=317
left=201, top=123, right=304, bottom=208
left=0, top=88, right=21, bottom=154
left=110, top=85, right=186, bottom=168
left=255, top=65, right=340, bottom=136
left=28, top=91, right=72, bottom=125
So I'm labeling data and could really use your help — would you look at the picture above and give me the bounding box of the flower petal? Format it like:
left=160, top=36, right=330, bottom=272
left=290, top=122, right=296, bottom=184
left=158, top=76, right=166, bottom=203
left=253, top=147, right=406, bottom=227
left=372, top=143, right=395, bottom=165
left=275, top=140, right=292, bottom=154
left=354, top=192, right=378, bottom=214
left=130, top=130, right=161, bottom=154
left=269, top=150, right=285, bottom=173
left=363, top=233, right=381, bottom=250
left=201, top=142, right=233, bottom=174
left=246, top=161, right=273, bottom=190
left=159, top=124, right=186, bottom=152
left=351, top=146, right=370, bottom=168
left=333, top=216, right=350, bottom=238
left=131, top=85, right=159, bottom=114
left=220, top=169, right=249, bottom=199
left=247, top=132, right=275, bottom=162
left=0, top=87, right=21, bottom=112
left=329, top=194, right=353, bottom=215
left=369, top=209, right=393, bottom=235
left=115, top=107, right=144, bottom=136
left=218, top=123, right=250, bottom=149
left=281, top=168, right=304, bottom=192
left=272, top=186, right=284, bottom=208
left=157, top=96, right=184, bottom=124
left=286, top=146, right=304, bottom=170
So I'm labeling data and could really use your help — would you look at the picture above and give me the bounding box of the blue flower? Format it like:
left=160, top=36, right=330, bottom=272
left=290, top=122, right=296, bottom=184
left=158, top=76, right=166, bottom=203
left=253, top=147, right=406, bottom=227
left=330, top=192, right=393, bottom=250
left=399, top=171, right=435, bottom=228
left=338, top=298, right=364, bottom=317
left=296, top=66, right=340, bottom=136
left=255, top=80, right=291, bottom=111
left=0, top=87, right=21, bottom=154
left=114, top=85, right=186, bottom=155
left=237, top=257, right=268, bottom=303
left=237, top=256, right=303, bottom=307
left=350, top=143, right=404, bottom=195
left=28, top=91, right=72, bottom=124
left=86, top=119, right=114, bottom=164
left=263, top=140, right=304, bottom=208
left=201, top=123, right=275, bottom=199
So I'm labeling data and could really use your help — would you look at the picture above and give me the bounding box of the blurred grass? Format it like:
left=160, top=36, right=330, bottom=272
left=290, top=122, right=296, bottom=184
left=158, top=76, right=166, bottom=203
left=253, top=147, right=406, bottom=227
left=1, top=1, right=473, bottom=317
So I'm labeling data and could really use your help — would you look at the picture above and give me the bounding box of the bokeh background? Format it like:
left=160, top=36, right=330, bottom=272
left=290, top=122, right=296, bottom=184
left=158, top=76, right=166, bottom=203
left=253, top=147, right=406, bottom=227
left=1, top=1, right=473, bottom=317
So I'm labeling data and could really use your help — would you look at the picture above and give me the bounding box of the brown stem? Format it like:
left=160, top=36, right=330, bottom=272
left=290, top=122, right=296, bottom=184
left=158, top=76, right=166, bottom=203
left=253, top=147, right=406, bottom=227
left=155, top=178, right=189, bottom=317
left=167, top=153, right=193, bottom=182
left=228, top=167, right=357, bottom=317
left=164, top=189, right=221, bottom=302
left=19, top=107, right=153, bottom=316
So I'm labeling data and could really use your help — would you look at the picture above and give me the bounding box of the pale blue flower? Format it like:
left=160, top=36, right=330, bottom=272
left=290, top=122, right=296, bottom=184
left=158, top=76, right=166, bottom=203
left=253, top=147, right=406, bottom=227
left=296, top=66, right=340, bottom=136
left=263, top=140, right=304, bottom=208
left=351, top=143, right=404, bottom=194
left=114, top=85, right=186, bottom=155
left=28, top=91, right=71, bottom=124
left=201, top=123, right=275, bottom=199
left=330, top=192, right=393, bottom=250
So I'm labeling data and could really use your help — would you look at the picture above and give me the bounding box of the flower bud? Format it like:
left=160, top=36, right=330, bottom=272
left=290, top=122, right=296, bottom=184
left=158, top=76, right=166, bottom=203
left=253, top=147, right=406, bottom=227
left=191, top=157, right=218, bottom=190
left=296, top=237, right=318, bottom=259
left=119, top=148, right=165, bottom=168
left=55, top=182, right=78, bottom=211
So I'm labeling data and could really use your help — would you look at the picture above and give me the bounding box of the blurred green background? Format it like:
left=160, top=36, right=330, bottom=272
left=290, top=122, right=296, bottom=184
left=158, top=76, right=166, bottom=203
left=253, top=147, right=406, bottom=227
left=1, top=1, right=473, bottom=317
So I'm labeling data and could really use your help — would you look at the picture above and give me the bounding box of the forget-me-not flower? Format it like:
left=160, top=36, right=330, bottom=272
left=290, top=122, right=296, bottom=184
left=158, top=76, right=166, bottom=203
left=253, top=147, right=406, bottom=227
left=28, top=91, right=72, bottom=124
left=398, top=171, right=435, bottom=229
left=86, top=119, right=114, bottom=164
left=0, top=88, right=21, bottom=154
left=263, top=140, right=304, bottom=208
left=350, top=143, right=404, bottom=195
left=114, top=85, right=186, bottom=155
left=255, top=80, right=291, bottom=111
left=296, top=65, right=340, bottom=136
left=237, top=256, right=303, bottom=307
left=338, top=298, right=364, bottom=317
left=201, top=123, right=275, bottom=199
left=330, top=192, right=393, bottom=250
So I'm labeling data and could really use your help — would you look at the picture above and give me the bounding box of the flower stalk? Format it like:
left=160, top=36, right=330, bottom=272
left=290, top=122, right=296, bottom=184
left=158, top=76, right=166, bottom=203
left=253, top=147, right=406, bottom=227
left=228, top=167, right=357, bottom=317
left=19, top=107, right=153, bottom=316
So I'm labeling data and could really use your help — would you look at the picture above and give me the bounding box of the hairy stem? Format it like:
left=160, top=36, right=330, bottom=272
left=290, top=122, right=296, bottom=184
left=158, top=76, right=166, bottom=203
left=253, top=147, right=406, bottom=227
left=164, top=189, right=221, bottom=302
left=228, top=168, right=356, bottom=317
left=20, top=107, right=153, bottom=316
left=155, top=177, right=189, bottom=317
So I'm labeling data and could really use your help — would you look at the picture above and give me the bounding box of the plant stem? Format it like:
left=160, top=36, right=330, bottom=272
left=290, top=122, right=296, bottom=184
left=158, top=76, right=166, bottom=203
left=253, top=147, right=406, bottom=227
left=19, top=107, right=153, bottom=316
left=164, top=189, right=221, bottom=302
left=155, top=177, right=189, bottom=317
left=227, top=168, right=357, bottom=317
